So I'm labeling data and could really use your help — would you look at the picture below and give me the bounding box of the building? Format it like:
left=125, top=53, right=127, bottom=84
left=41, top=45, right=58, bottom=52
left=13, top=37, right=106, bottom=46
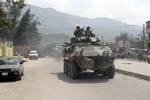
left=115, top=37, right=130, bottom=50
left=115, top=36, right=145, bottom=50
left=146, top=21, right=150, bottom=49
left=129, top=38, right=143, bottom=49
left=0, top=41, right=13, bottom=57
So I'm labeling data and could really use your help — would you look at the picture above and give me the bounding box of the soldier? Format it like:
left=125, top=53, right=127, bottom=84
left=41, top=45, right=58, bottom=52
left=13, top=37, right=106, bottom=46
left=85, top=26, right=95, bottom=37
left=74, top=26, right=84, bottom=37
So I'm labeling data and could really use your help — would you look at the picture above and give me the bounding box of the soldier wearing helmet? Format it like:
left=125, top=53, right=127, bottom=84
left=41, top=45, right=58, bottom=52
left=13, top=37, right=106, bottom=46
left=85, top=26, right=95, bottom=37
left=74, top=26, right=84, bottom=37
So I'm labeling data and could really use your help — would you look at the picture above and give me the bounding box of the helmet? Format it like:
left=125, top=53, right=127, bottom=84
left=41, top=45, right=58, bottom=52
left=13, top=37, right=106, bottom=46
left=76, top=26, right=80, bottom=29
left=87, top=26, right=91, bottom=30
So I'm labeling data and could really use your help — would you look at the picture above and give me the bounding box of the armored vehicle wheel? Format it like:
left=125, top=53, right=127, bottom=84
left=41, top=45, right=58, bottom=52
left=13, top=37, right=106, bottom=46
left=68, top=62, right=72, bottom=77
left=107, top=65, right=115, bottom=79
left=66, top=61, right=69, bottom=75
left=63, top=60, right=66, bottom=74
left=70, top=62, right=78, bottom=79
left=64, top=60, right=68, bottom=74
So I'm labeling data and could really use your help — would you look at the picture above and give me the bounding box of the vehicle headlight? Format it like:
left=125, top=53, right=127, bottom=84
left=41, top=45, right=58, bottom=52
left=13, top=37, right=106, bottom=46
left=11, top=68, right=18, bottom=71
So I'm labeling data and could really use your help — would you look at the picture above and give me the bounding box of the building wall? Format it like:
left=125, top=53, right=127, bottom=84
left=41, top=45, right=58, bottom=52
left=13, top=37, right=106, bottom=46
left=117, top=40, right=130, bottom=49
left=0, top=43, right=2, bottom=56
left=146, top=21, right=150, bottom=49
left=0, top=41, right=13, bottom=57
left=129, top=40, right=143, bottom=49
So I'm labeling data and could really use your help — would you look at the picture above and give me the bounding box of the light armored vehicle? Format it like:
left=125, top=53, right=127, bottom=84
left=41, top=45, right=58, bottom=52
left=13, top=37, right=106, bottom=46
left=63, top=36, right=115, bottom=79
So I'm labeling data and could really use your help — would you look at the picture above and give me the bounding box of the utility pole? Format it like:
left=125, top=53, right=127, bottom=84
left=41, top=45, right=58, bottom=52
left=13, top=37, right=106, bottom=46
left=101, top=35, right=104, bottom=44
left=143, top=24, right=145, bottom=49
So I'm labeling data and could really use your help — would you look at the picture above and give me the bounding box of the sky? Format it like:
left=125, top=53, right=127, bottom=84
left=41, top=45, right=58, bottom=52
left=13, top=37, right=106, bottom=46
left=26, top=0, right=150, bottom=25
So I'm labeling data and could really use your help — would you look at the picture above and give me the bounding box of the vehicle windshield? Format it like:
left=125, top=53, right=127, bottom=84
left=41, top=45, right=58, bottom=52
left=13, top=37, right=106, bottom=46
left=0, top=58, right=19, bottom=65
left=29, top=51, right=37, bottom=54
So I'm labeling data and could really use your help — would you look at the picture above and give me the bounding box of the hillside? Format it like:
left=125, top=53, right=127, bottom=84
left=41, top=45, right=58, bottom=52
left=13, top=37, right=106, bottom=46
left=29, top=5, right=142, bottom=41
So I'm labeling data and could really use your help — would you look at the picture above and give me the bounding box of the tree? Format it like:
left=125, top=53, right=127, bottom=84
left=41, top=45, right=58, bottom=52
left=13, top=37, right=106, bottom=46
left=0, top=1, right=5, bottom=17
left=0, top=0, right=13, bottom=40
left=0, top=27, right=12, bottom=40
left=115, top=32, right=129, bottom=42
left=14, top=8, right=41, bottom=45
left=0, top=0, right=25, bottom=40
left=0, top=0, right=41, bottom=45
left=5, top=0, right=25, bottom=28
left=115, top=32, right=129, bottom=48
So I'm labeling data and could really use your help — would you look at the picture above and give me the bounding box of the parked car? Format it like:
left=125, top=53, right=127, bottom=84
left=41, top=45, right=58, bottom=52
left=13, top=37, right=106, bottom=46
left=0, top=57, right=25, bottom=81
left=29, top=50, right=38, bottom=60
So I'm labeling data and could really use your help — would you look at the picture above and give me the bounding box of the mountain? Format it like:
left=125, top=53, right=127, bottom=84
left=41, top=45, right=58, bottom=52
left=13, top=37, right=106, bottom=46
left=29, top=5, right=142, bottom=41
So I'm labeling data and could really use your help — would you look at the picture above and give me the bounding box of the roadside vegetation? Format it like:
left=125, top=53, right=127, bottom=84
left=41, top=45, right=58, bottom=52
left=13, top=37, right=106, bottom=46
left=0, top=0, right=41, bottom=46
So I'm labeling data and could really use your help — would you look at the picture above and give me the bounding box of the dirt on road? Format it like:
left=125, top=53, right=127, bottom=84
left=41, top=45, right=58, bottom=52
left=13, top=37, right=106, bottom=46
left=0, top=58, right=150, bottom=100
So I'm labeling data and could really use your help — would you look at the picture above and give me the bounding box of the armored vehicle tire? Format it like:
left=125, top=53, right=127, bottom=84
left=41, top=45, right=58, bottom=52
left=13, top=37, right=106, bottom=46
left=64, top=60, right=68, bottom=75
left=107, top=66, right=115, bottom=79
left=70, top=62, right=78, bottom=79
left=68, top=62, right=72, bottom=77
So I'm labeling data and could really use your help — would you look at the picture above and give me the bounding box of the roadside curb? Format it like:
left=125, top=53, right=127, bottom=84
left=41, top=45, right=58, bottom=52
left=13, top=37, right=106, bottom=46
left=116, top=69, right=150, bottom=81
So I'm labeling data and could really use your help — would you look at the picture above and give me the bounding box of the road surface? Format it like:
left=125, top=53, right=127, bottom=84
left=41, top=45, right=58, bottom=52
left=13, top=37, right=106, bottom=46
left=115, top=59, right=150, bottom=76
left=0, top=58, right=150, bottom=100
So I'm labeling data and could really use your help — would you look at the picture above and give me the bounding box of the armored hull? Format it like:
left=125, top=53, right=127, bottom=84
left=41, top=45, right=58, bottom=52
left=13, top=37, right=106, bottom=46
left=63, top=40, right=115, bottom=79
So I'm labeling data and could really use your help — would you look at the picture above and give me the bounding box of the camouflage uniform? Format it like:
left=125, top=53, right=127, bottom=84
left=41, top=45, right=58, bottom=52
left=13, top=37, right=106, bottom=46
left=85, top=26, right=95, bottom=37
left=74, top=26, right=84, bottom=37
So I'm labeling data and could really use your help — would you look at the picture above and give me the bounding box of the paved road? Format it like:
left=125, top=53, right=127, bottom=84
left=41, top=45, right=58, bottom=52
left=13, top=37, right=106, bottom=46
left=0, top=58, right=150, bottom=100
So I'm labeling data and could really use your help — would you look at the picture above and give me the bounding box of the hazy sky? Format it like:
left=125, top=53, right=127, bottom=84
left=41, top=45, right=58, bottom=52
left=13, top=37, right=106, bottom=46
left=26, top=0, right=150, bottom=25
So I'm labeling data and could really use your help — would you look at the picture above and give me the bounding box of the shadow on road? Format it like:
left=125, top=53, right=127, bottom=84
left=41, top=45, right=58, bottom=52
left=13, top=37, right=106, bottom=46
left=57, top=72, right=109, bottom=84
left=0, top=78, right=17, bottom=83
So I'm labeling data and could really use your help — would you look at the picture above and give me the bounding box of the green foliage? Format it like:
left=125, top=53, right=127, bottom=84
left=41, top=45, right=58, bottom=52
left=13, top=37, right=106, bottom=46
left=0, top=0, right=41, bottom=46
left=0, top=27, right=12, bottom=40
left=0, top=1, right=7, bottom=27
left=0, top=18, right=12, bottom=27
left=0, top=1, right=5, bottom=17
left=0, top=1, right=12, bottom=40
left=0, top=0, right=25, bottom=40
left=5, top=0, right=25, bottom=28
left=14, top=8, right=41, bottom=46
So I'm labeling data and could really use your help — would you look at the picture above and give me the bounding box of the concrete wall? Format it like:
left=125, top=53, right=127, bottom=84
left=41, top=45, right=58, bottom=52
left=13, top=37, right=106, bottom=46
left=0, top=41, right=13, bottom=57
